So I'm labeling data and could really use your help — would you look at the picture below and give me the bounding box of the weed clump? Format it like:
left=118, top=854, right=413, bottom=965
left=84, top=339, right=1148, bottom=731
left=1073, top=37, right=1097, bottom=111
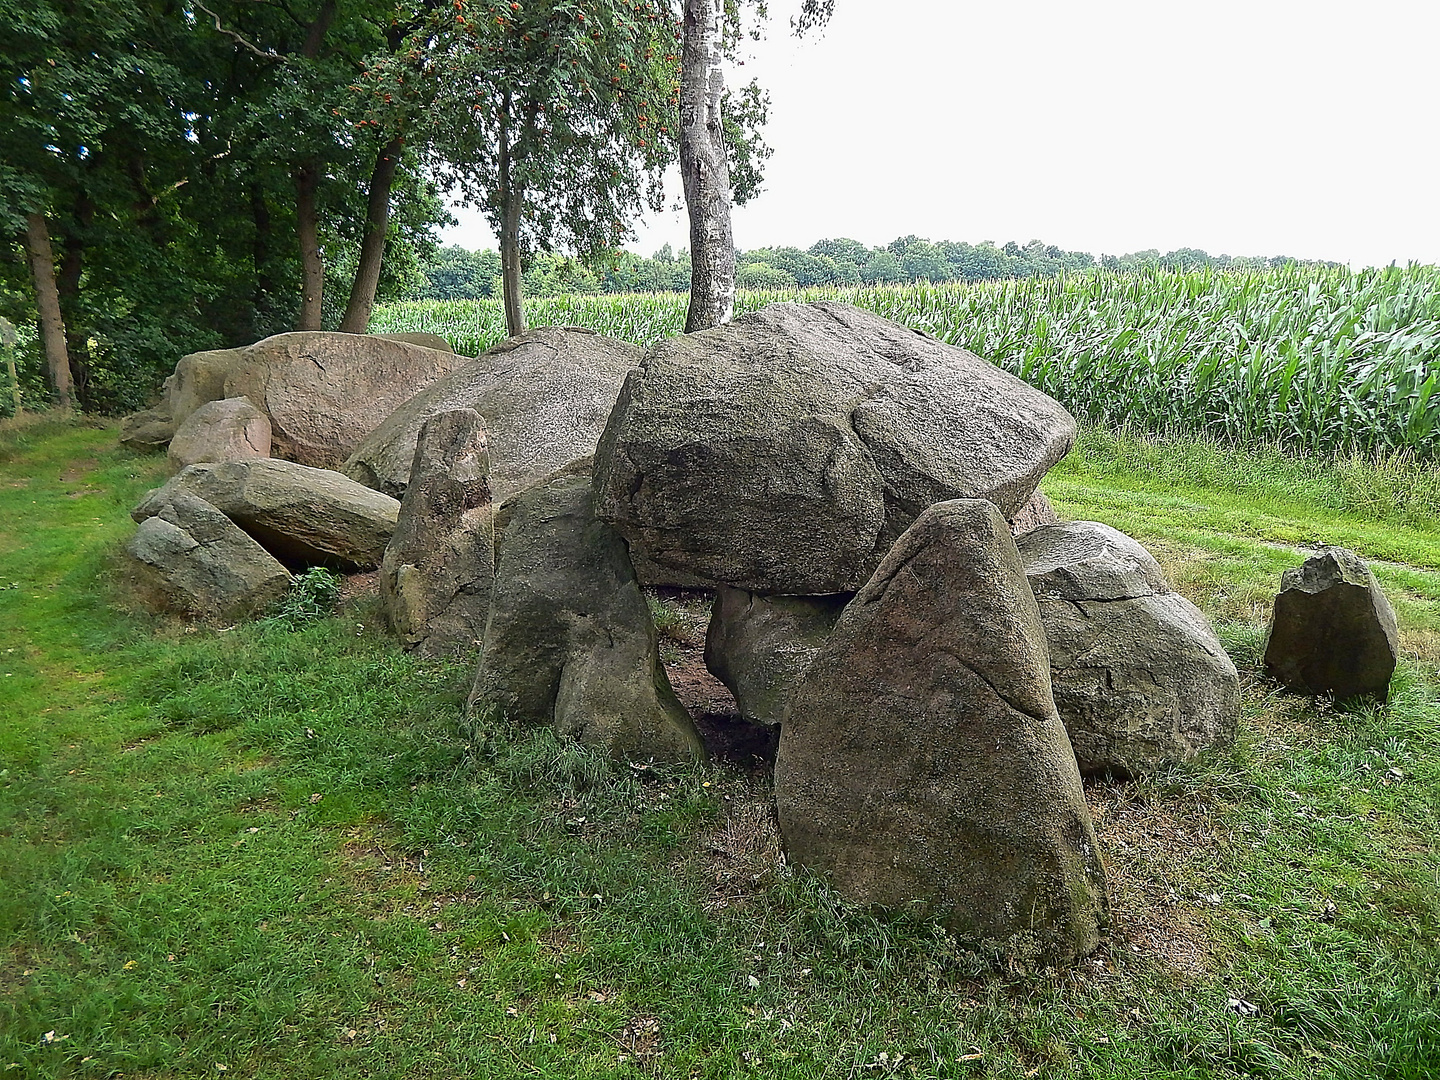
left=263, top=566, right=342, bottom=629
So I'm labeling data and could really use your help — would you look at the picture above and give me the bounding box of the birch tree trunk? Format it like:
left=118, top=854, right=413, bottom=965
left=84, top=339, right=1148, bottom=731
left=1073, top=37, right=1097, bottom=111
left=339, top=135, right=404, bottom=333
left=294, top=162, right=325, bottom=330
left=680, top=0, right=735, bottom=334
left=21, top=213, right=74, bottom=412
left=497, top=104, right=527, bottom=338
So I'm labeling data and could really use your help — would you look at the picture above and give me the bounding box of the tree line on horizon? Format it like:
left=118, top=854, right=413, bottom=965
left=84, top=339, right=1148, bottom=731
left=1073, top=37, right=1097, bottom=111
left=412, top=235, right=1340, bottom=300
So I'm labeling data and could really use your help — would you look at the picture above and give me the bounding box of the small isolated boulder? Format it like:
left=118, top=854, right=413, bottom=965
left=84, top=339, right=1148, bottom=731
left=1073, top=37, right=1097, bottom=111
left=119, top=408, right=175, bottom=451
left=1018, top=521, right=1241, bottom=778
left=344, top=327, right=641, bottom=500
left=1263, top=547, right=1399, bottom=702
left=1009, top=489, right=1060, bottom=538
left=775, top=499, right=1107, bottom=964
left=468, top=463, right=705, bottom=764
left=593, top=302, right=1077, bottom=594
left=167, top=396, right=271, bottom=473
left=126, top=492, right=291, bottom=620
left=703, top=586, right=847, bottom=726
left=380, top=409, right=494, bottom=658
left=134, top=458, right=399, bottom=570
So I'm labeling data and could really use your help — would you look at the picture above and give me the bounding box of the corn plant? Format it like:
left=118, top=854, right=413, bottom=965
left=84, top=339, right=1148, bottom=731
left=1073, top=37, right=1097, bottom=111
left=372, top=264, right=1440, bottom=459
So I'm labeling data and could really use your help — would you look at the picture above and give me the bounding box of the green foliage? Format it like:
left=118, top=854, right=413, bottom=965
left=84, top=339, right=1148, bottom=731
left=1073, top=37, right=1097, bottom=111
left=735, top=261, right=796, bottom=289
left=0, top=1, right=451, bottom=414
left=371, top=1, right=682, bottom=262
left=378, top=264, right=1440, bottom=460
left=263, top=568, right=343, bottom=630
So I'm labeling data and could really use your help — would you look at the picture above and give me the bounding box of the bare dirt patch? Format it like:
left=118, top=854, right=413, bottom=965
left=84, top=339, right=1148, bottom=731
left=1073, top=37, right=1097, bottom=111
left=58, top=459, right=98, bottom=482
left=1087, top=783, right=1224, bottom=982
left=338, top=570, right=380, bottom=609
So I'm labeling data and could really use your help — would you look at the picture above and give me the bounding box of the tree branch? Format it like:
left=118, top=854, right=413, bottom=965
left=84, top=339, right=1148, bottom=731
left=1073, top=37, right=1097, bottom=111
left=194, top=2, right=281, bottom=59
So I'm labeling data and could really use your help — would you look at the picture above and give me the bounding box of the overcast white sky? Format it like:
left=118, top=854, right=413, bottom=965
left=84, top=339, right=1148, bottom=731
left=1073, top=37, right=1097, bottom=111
left=441, top=0, right=1440, bottom=268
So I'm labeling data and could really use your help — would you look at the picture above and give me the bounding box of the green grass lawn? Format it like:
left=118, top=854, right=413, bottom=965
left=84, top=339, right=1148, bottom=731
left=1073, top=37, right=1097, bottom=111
left=2, top=418, right=1438, bottom=1079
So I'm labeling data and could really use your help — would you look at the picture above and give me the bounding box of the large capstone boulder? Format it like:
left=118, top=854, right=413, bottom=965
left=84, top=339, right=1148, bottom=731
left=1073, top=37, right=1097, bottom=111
left=119, top=407, right=175, bottom=451
left=1263, top=547, right=1399, bottom=702
left=592, top=302, right=1077, bottom=595
left=380, top=409, right=495, bottom=658
left=167, top=396, right=271, bottom=473
left=775, top=499, right=1107, bottom=964
left=133, top=459, right=399, bottom=570
left=1017, top=521, right=1241, bottom=778
left=219, top=332, right=465, bottom=468
left=125, top=492, right=291, bottom=620
left=344, top=327, right=641, bottom=500
left=375, top=332, right=454, bottom=353
left=467, top=462, right=705, bottom=764
left=703, top=586, right=847, bottom=726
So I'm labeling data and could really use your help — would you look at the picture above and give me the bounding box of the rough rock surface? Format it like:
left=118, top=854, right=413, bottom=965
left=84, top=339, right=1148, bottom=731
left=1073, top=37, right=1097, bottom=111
left=1009, top=489, right=1060, bottom=537
left=1263, top=547, right=1399, bottom=702
left=344, top=327, right=641, bottom=500
left=703, top=586, right=847, bottom=726
left=467, top=462, right=705, bottom=763
left=593, top=302, right=1078, bottom=594
left=1017, top=521, right=1241, bottom=777
left=219, top=332, right=465, bottom=468
left=126, top=492, right=291, bottom=619
left=119, top=408, right=175, bottom=450
left=375, top=332, right=454, bottom=353
left=167, top=396, right=272, bottom=472
left=380, top=409, right=495, bottom=658
left=168, top=346, right=240, bottom=429
left=775, top=499, right=1107, bottom=963
left=134, top=459, right=399, bottom=570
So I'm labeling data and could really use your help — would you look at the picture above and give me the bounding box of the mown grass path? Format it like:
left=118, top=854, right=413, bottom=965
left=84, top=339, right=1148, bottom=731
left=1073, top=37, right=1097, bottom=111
left=2, top=420, right=1438, bottom=1080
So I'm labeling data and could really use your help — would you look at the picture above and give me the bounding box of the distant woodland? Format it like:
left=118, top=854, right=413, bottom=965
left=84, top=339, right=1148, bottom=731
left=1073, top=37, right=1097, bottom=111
left=414, top=236, right=1339, bottom=300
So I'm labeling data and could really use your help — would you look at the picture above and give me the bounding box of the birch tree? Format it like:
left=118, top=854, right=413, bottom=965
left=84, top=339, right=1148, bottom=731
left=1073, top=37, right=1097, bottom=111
left=677, top=0, right=827, bottom=332
left=373, top=1, right=681, bottom=337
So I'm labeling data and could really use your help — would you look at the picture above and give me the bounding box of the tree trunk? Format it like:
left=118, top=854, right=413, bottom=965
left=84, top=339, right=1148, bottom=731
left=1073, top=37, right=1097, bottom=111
left=21, top=213, right=73, bottom=412
left=57, top=223, right=92, bottom=410
left=294, top=162, right=324, bottom=330
left=339, top=135, right=404, bottom=334
left=251, top=179, right=273, bottom=310
left=289, top=0, right=337, bottom=332
left=680, top=0, right=735, bottom=334
left=497, top=109, right=526, bottom=337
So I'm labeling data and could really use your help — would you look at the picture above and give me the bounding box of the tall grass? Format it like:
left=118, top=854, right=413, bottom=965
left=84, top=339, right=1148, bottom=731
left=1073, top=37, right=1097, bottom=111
left=374, top=264, right=1440, bottom=459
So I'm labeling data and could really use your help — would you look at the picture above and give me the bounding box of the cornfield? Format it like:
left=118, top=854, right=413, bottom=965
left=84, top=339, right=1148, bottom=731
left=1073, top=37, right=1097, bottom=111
left=373, top=264, right=1440, bottom=459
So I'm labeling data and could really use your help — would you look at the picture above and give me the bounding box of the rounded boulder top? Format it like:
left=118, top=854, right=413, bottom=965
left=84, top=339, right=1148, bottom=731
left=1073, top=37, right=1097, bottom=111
left=592, top=301, right=1078, bottom=595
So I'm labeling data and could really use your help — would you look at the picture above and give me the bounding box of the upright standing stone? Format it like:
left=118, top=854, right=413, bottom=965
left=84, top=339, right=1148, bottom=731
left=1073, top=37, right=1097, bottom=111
left=703, top=586, right=847, bottom=726
left=468, top=463, right=705, bottom=764
left=775, top=499, right=1107, bottom=964
left=1009, top=489, right=1060, bottom=538
left=381, top=409, right=495, bottom=658
left=1264, top=547, right=1399, bottom=702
